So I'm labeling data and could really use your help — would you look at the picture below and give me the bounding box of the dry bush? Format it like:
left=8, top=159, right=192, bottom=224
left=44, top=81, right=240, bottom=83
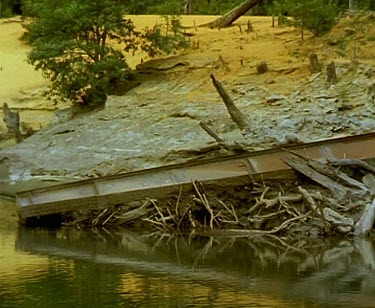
left=256, top=61, right=268, bottom=74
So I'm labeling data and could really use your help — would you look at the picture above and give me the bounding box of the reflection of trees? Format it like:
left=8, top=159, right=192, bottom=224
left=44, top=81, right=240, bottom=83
left=16, top=227, right=375, bottom=306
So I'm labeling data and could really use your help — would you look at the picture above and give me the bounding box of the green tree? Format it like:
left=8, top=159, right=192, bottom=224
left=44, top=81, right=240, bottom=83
left=23, top=0, right=188, bottom=106
left=281, top=0, right=340, bottom=40
left=0, top=0, right=22, bottom=17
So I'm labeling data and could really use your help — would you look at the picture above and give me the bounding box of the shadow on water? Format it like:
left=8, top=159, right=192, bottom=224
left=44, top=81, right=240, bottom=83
left=12, top=227, right=375, bottom=307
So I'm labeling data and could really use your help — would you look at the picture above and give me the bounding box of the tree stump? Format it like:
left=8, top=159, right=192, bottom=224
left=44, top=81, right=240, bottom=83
left=3, top=103, right=22, bottom=142
left=246, top=19, right=253, bottom=32
left=368, top=82, right=375, bottom=102
left=309, top=53, right=321, bottom=73
left=327, top=61, right=337, bottom=85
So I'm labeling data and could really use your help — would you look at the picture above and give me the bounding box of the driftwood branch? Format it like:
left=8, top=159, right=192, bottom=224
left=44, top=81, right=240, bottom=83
left=363, top=174, right=375, bottom=196
left=193, top=180, right=214, bottom=230
left=283, top=156, right=350, bottom=200
left=115, top=200, right=152, bottom=225
left=210, top=73, right=250, bottom=131
left=354, top=198, right=375, bottom=236
left=299, top=186, right=353, bottom=233
left=308, top=159, right=368, bottom=193
left=330, top=159, right=375, bottom=174
left=290, top=151, right=367, bottom=193
left=199, top=121, right=224, bottom=143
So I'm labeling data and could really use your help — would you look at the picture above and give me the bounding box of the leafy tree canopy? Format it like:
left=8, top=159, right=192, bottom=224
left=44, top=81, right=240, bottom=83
left=0, top=0, right=22, bottom=17
left=23, top=0, right=188, bottom=106
left=268, top=0, right=340, bottom=39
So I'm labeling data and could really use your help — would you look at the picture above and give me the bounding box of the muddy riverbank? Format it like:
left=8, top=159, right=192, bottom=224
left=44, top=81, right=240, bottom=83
left=0, top=14, right=374, bottom=229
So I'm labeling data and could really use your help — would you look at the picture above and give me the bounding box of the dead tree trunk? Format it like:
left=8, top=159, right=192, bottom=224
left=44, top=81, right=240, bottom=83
left=184, top=0, right=193, bottom=15
left=349, top=0, right=355, bottom=14
left=210, top=74, right=250, bottom=131
left=204, top=0, right=264, bottom=28
left=327, top=61, right=337, bottom=85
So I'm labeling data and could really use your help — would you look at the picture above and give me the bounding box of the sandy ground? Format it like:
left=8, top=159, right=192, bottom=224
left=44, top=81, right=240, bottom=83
left=1, top=14, right=374, bottom=131
left=0, top=16, right=375, bottom=221
left=0, top=18, right=45, bottom=100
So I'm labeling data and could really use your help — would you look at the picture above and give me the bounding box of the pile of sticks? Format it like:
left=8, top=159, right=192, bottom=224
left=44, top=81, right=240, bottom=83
left=63, top=152, right=375, bottom=237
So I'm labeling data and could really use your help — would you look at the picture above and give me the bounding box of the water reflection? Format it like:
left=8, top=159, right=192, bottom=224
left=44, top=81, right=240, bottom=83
left=0, top=226, right=374, bottom=307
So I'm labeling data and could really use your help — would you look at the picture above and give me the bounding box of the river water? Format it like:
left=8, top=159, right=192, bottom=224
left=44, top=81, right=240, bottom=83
left=1, top=219, right=375, bottom=307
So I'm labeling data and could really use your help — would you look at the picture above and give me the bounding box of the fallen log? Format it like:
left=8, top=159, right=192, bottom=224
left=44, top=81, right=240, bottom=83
left=330, top=158, right=375, bottom=174
left=203, top=0, right=263, bottom=29
left=283, top=156, right=350, bottom=200
left=290, top=151, right=368, bottom=194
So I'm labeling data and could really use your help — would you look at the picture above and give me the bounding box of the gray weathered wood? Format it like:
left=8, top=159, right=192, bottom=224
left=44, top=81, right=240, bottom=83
left=354, top=198, right=375, bottom=236
left=307, top=159, right=368, bottom=193
left=331, top=158, right=375, bottom=174
left=210, top=74, right=251, bottom=131
left=290, top=151, right=367, bottom=195
left=199, top=121, right=224, bottom=143
left=363, top=174, right=375, bottom=196
left=115, top=201, right=153, bottom=225
left=323, top=207, right=354, bottom=227
left=283, top=156, right=350, bottom=200
left=3, top=103, right=22, bottom=142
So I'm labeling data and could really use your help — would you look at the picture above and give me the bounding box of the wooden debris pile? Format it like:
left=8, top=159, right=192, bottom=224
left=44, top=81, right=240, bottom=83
left=63, top=152, right=375, bottom=237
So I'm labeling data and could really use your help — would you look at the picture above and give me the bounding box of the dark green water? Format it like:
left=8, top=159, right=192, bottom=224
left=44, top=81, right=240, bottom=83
left=1, top=224, right=375, bottom=307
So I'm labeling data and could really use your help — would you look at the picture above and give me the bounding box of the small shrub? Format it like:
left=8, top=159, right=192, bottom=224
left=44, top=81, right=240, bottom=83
left=256, top=61, right=268, bottom=74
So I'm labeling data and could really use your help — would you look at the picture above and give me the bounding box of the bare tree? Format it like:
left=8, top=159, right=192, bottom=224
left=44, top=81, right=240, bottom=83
left=184, top=0, right=193, bottom=15
left=349, top=0, right=355, bottom=13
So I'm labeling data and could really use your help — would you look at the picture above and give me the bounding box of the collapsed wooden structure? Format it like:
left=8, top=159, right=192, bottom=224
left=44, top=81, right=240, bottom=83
left=16, top=132, right=375, bottom=234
